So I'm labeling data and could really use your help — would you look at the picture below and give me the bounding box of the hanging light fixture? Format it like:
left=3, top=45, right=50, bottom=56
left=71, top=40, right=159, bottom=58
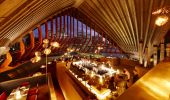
left=152, top=6, right=170, bottom=26
left=0, top=46, right=9, bottom=55
left=44, top=48, right=51, bottom=55
left=43, top=39, right=49, bottom=44
left=50, top=42, right=59, bottom=48
left=155, top=15, right=169, bottom=26
left=31, top=38, right=59, bottom=84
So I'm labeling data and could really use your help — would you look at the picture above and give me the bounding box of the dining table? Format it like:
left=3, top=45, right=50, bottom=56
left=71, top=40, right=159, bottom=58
left=7, top=85, right=30, bottom=100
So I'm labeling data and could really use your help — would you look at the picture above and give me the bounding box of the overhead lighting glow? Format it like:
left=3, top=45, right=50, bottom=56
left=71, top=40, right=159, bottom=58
left=44, top=48, right=51, bottom=55
left=43, top=39, right=49, bottom=44
left=0, top=46, right=9, bottom=55
left=155, top=15, right=169, bottom=26
left=35, top=51, right=41, bottom=56
left=50, top=42, right=59, bottom=48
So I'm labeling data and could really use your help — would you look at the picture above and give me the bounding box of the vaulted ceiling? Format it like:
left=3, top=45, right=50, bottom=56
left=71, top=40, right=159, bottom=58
left=0, top=0, right=170, bottom=55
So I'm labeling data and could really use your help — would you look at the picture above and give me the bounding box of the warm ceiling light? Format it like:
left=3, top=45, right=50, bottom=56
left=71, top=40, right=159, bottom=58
left=0, top=46, right=9, bottom=55
left=44, top=48, right=51, bottom=55
left=35, top=56, right=41, bottom=62
left=98, top=47, right=103, bottom=50
left=30, top=57, right=36, bottom=63
left=67, top=48, right=70, bottom=51
left=152, top=7, right=170, bottom=15
left=42, top=43, right=48, bottom=48
left=152, top=9, right=163, bottom=15
left=43, top=39, right=49, bottom=44
left=155, top=15, right=169, bottom=26
left=50, top=42, right=59, bottom=48
left=35, top=51, right=41, bottom=56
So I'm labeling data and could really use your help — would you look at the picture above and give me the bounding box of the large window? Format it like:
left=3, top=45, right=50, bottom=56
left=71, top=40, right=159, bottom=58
left=29, top=14, right=120, bottom=54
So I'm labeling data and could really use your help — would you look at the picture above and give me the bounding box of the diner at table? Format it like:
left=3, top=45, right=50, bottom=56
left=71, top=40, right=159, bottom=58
left=7, top=81, right=38, bottom=100
left=7, top=84, right=30, bottom=100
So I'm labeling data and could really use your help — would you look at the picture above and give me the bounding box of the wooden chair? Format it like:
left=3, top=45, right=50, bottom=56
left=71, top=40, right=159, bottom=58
left=27, top=94, right=37, bottom=100
left=28, top=87, right=38, bottom=96
left=0, top=92, right=7, bottom=100
left=20, top=82, right=30, bottom=87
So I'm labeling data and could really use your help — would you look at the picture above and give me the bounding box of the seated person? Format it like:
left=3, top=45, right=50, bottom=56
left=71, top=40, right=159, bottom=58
left=116, top=75, right=127, bottom=95
left=108, top=76, right=116, bottom=91
left=132, top=69, right=139, bottom=83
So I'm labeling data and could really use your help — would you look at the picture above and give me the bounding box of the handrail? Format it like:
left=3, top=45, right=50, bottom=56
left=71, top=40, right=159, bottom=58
left=48, top=74, right=57, bottom=100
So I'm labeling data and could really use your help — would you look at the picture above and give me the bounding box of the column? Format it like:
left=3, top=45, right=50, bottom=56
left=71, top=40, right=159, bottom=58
left=139, top=41, right=143, bottom=64
left=166, top=43, right=170, bottom=57
left=153, top=45, right=158, bottom=66
left=160, top=39, right=165, bottom=61
left=144, top=47, right=148, bottom=67
left=147, top=43, right=151, bottom=67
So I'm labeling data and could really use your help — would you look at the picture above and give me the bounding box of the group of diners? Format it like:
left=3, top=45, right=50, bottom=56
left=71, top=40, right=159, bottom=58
left=70, top=58, right=139, bottom=98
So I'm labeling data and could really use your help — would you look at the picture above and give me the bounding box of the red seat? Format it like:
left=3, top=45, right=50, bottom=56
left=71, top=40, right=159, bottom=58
left=27, top=94, right=37, bottom=100
left=20, top=82, right=30, bottom=87
left=28, top=88, right=38, bottom=96
left=0, top=92, right=7, bottom=100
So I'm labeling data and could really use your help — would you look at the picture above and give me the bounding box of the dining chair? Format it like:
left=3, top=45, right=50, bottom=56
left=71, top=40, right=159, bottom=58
left=0, top=92, right=7, bottom=100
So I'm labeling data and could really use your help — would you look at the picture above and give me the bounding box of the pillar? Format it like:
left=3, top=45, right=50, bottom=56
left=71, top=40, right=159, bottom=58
left=166, top=43, right=170, bottom=57
left=153, top=45, right=158, bottom=66
left=160, top=39, right=165, bottom=61
left=144, top=47, right=148, bottom=67
left=139, top=41, right=143, bottom=64
left=146, top=43, right=152, bottom=67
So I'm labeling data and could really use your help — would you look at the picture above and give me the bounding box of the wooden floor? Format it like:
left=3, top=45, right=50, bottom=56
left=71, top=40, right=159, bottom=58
left=118, top=61, right=170, bottom=100
left=54, top=75, right=65, bottom=100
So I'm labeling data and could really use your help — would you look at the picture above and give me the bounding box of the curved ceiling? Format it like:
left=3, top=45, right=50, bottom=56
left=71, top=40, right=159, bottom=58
left=0, top=0, right=170, bottom=55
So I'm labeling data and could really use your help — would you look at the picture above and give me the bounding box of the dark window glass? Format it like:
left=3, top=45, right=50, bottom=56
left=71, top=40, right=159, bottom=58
left=87, top=26, right=90, bottom=38
left=41, top=24, right=46, bottom=39
left=67, top=16, right=70, bottom=37
left=23, top=34, right=31, bottom=47
left=53, top=18, right=56, bottom=39
left=48, top=21, right=52, bottom=39
left=33, top=28, right=39, bottom=43
left=78, top=21, right=82, bottom=38
left=74, top=18, right=77, bottom=37
left=57, top=17, right=60, bottom=38
left=62, top=16, right=66, bottom=38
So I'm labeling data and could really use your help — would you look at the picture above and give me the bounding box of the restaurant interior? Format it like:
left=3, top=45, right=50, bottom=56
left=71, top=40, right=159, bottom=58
left=0, top=0, right=170, bottom=100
